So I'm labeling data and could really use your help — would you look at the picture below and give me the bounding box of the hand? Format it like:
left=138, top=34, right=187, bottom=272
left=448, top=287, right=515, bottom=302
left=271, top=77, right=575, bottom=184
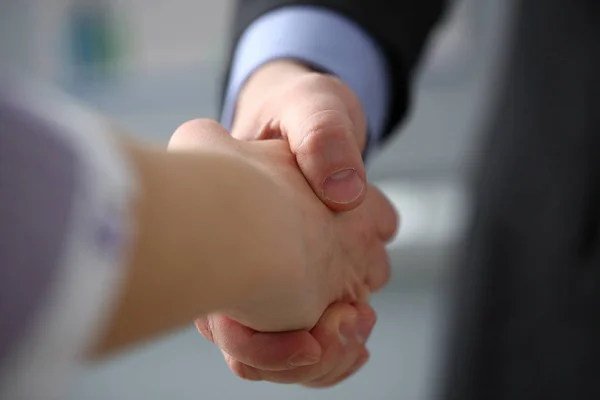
left=231, top=60, right=368, bottom=212
left=195, top=61, right=395, bottom=387
left=196, top=302, right=377, bottom=388
left=169, top=119, right=398, bottom=332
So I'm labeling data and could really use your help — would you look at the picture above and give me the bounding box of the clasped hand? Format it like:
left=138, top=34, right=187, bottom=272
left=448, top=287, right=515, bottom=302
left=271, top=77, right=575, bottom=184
left=169, top=63, right=398, bottom=387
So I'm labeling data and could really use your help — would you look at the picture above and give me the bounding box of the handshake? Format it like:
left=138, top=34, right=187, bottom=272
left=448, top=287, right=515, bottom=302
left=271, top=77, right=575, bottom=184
left=101, top=61, right=398, bottom=388
left=187, top=62, right=398, bottom=387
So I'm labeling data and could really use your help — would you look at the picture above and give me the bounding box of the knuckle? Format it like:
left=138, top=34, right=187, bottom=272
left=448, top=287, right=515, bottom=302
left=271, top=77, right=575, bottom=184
left=369, top=249, right=391, bottom=291
left=169, top=118, right=230, bottom=151
left=282, top=73, right=367, bottom=152
left=296, top=73, right=365, bottom=126
left=354, top=216, right=378, bottom=246
left=173, top=118, right=225, bottom=139
left=356, top=303, right=377, bottom=325
left=295, top=109, right=354, bottom=156
left=228, top=358, right=261, bottom=381
left=184, top=118, right=225, bottom=131
left=387, top=211, right=400, bottom=239
left=297, top=73, right=355, bottom=102
left=380, top=264, right=392, bottom=287
left=304, top=73, right=342, bottom=91
left=370, top=273, right=389, bottom=292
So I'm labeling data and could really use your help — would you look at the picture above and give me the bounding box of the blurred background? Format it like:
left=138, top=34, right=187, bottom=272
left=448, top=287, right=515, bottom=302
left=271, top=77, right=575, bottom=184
left=2, top=0, right=513, bottom=398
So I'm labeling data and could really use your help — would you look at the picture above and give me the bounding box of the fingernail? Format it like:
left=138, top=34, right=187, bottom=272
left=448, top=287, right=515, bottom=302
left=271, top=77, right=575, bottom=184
left=338, top=314, right=357, bottom=345
left=323, top=168, right=364, bottom=204
left=357, top=316, right=374, bottom=344
left=288, top=353, right=320, bottom=367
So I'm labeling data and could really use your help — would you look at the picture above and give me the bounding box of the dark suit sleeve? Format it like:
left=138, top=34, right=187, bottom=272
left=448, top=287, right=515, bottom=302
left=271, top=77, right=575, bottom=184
left=224, top=0, right=447, bottom=140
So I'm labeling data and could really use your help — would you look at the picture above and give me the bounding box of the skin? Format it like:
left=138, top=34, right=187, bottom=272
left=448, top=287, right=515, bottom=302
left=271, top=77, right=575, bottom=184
left=195, top=60, right=396, bottom=387
left=233, top=60, right=369, bottom=211
left=94, top=125, right=305, bottom=354
left=93, top=117, right=396, bottom=358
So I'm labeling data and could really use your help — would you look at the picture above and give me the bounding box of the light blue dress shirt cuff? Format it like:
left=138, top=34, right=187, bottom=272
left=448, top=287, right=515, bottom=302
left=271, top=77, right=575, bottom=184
left=221, top=6, right=391, bottom=159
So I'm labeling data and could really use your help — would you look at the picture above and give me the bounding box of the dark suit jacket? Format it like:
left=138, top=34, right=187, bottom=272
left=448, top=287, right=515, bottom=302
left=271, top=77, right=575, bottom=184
left=226, top=1, right=600, bottom=399
left=224, top=0, right=446, bottom=144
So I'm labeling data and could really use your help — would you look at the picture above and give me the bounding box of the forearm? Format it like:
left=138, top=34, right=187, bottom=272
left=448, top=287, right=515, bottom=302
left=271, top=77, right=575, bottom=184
left=1, top=82, right=297, bottom=398
left=94, top=139, right=286, bottom=355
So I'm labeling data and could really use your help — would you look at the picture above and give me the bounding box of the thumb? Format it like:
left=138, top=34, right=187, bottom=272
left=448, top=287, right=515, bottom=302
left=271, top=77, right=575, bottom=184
left=195, top=314, right=322, bottom=371
left=282, top=106, right=367, bottom=211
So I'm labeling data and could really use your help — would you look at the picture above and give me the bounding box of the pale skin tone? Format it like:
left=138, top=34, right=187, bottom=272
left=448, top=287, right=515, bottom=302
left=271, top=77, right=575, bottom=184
left=195, top=60, right=397, bottom=387
left=93, top=116, right=396, bottom=357
left=233, top=60, right=369, bottom=210
left=96, top=130, right=306, bottom=354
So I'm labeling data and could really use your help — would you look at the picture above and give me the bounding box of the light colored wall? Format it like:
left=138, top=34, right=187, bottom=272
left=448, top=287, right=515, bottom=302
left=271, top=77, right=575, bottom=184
left=15, top=0, right=232, bottom=81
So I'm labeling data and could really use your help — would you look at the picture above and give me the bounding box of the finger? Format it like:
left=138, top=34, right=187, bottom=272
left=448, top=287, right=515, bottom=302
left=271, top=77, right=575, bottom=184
left=365, top=185, right=399, bottom=242
left=366, top=242, right=392, bottom=292
left=302, top=347, right=362, bottom=388
left=168, top=118, right=232, bottom=151
left=194, top=317, right=214, bottom=342
left=222, top=350, right=261, bottom=381
left=233, top=303, right=360, bottom=383
left=349, top=302, right=377, bottom=347
left=207, top=314, right=322, bottom=371
left=308, top=347, right=371, bottom=388
left=303, top=303, right=375, bottom=387
left=233, top=303, right=376, bottom=384
left=281, top=82, right=367, bottom=211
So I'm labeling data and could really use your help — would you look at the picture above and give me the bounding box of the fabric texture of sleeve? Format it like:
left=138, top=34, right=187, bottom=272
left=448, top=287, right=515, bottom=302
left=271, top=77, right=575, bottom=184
left=0, top=80, right=136, bottom=400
